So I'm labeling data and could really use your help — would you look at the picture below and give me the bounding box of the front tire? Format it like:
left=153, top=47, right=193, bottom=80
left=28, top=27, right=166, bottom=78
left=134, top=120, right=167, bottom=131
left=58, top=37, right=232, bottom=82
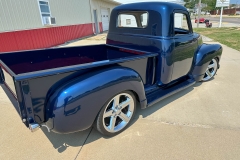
left=95, top=91, right=136, bottom=136
left=202, top=58, right=218, bottom=82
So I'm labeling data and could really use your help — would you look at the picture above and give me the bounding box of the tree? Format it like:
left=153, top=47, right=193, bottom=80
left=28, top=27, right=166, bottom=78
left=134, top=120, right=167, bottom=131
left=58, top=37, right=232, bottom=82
left=230, top=4, right=237, bottom=8
left=201, top=0, right=217, bottom=11
left=184, top=0, right=217, bottom=12
left=184, top=0, right=196, bottom=9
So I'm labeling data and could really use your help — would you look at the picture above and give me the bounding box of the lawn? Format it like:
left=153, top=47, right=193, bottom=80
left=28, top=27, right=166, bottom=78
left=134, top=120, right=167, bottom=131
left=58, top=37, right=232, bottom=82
left=193, top=27, right=240, bottom=51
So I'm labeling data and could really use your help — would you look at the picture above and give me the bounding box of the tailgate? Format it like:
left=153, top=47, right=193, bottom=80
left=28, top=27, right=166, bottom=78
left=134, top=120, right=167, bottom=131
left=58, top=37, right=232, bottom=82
left=0, top=65, right=17, bottom=98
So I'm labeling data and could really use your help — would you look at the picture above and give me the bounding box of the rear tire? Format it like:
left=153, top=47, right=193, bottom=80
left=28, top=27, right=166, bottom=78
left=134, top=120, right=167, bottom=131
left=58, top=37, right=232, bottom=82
left=95, top=91, right=136, bottom=136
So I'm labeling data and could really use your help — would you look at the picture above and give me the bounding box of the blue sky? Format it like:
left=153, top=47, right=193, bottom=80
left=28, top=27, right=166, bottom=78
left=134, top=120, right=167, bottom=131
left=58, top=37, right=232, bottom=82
left=115, top=0, right=240, bottom=4
left=230, top=0, right=239, bottom=4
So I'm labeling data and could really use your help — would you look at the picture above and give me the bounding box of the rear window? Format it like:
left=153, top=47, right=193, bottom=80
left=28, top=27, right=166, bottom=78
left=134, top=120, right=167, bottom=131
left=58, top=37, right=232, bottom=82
left=117, top=11, right=148, bottom=28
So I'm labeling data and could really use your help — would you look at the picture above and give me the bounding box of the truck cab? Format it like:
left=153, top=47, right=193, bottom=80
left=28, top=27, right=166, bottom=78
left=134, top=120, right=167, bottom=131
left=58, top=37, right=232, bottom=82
left=107, top=2, right=202, bottom=85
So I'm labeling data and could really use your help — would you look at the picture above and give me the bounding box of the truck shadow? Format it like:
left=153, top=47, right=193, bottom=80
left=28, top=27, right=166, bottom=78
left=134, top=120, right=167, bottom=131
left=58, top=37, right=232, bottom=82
left=40, top=82, right=202, bottom=153
left=134, top=82, right=202, bottom=119
left=41, top=127, right=92, bottom=153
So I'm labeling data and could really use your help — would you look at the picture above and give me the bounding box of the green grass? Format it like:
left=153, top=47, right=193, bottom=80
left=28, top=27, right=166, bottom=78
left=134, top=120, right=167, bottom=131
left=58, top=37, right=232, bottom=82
left=194, top=27, right=240, bottom=51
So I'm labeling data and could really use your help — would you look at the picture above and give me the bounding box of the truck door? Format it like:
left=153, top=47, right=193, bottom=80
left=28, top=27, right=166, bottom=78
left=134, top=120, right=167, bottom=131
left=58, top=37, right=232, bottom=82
left=171, top=11, right=198, bottom=81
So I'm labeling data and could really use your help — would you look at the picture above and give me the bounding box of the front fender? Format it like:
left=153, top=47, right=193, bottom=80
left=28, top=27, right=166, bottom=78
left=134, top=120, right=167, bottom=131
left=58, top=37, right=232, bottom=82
left=191, top=43, right=222, bottom=81
left=45, top=67, right=146, bottom=133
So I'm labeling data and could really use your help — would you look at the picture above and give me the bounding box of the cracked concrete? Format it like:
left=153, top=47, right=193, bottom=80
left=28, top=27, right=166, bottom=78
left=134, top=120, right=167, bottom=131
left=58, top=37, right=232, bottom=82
left=1, top=34, right=240, bottom=160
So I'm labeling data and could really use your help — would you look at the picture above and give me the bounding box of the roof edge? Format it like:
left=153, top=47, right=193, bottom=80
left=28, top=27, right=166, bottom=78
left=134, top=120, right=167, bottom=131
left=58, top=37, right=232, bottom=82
left=102, top=0, right=122, bottom=5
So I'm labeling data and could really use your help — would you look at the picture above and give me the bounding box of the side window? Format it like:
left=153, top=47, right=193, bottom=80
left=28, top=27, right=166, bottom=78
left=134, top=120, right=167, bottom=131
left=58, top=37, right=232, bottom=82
left=140, top=13, right=148, bottom=27
left=117, top=11, right=148, bottom=28
left=174, top=13, right=190, bottom=35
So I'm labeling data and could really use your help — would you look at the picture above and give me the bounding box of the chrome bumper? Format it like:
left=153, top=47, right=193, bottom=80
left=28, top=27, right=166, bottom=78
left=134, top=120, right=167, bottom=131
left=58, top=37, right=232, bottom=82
left=29, top=123, right=40, bottom=132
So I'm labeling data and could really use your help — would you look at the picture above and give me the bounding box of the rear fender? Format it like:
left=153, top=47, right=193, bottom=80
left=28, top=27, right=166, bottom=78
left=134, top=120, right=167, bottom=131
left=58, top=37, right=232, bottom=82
left=45, top=67, right=146, bottom=133
left=191, top=43, right=222, bottom=81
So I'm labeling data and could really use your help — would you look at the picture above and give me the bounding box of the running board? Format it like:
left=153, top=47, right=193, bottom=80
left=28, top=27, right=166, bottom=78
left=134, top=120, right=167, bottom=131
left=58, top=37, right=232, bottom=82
left=147, top=79, right=196, bottom=107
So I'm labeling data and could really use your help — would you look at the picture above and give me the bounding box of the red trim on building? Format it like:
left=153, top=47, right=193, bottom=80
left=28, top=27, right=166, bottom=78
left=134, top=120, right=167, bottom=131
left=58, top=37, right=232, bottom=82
left=0, top=23, right=94, bottom=53
left=99, top=22, right=103, bottom=33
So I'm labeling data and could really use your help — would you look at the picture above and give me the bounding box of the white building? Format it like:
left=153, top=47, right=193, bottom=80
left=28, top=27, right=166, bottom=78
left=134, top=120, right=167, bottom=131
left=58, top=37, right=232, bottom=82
left=0, top=0, right=120, bottom=52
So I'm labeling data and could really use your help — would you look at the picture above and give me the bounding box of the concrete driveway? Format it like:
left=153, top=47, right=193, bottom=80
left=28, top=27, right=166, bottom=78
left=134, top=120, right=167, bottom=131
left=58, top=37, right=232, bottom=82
left=60, top=33, right=107, bottom=47
left=1, top=34, right=240, bottom=160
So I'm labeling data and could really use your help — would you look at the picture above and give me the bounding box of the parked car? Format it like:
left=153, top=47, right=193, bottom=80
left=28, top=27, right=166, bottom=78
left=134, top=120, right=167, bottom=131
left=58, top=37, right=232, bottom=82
left=236, top=11, right=240, bottom=15
left=0, top=2, right=222, bottom=136
left=195, top=17, right=205, bottom=23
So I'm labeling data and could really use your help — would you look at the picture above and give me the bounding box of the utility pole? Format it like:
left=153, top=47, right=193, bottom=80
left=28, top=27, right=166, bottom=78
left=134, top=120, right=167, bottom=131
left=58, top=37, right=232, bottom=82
left=197, top=0, right=201, bottom=28
left=219, top=0, right=226, bottom=28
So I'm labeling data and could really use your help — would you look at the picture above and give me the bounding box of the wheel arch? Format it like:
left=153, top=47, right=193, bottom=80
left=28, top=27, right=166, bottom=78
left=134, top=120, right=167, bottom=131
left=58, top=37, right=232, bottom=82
left=45, top=67, right=146, bottom=134
left=190, top=43, right=222, bottom=81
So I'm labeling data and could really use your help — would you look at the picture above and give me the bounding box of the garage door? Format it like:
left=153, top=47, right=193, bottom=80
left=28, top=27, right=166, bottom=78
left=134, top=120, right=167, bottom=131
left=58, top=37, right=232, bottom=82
left=101, top=9, right=109, bottom=31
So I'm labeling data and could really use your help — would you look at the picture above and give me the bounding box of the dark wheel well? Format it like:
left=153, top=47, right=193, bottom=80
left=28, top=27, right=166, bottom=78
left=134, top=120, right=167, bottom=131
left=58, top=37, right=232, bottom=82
left=215, top=57, right=220, bottom=68
left=130, top=90, right=140, bottom=102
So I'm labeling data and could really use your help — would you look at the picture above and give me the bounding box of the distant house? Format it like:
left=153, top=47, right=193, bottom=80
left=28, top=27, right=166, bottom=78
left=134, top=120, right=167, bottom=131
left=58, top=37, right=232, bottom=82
left=210, top=8, right=240, bottom=15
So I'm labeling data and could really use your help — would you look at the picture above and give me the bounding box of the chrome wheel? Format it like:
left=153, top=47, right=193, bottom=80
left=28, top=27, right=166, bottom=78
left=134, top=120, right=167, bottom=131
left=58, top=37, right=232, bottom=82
left=202, top=58, right=218, bottom=81
left=102, top=93, right=135, bottom=133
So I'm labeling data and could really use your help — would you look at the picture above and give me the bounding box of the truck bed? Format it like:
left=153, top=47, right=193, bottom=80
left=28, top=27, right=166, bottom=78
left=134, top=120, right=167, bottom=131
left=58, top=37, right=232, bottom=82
left=0, top=44, right=157, bottom=125
left=0, top=44, right=140, bottom=75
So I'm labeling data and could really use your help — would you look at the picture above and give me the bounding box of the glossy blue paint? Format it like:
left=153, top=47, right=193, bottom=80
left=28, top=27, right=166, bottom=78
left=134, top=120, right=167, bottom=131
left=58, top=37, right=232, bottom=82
left=28, top=53, right=154, bottom=125
left=171, top=33, right=198, bottom=81
left=0, top=2, right=223, bottom=134
left=45, top=67, right=146, bottom=133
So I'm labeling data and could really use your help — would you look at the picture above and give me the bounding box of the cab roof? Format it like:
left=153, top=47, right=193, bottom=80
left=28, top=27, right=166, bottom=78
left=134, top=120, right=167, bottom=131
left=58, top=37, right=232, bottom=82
left=109, top=2, right=190, bottom=37
left=113, top=2, right=187, bottom=13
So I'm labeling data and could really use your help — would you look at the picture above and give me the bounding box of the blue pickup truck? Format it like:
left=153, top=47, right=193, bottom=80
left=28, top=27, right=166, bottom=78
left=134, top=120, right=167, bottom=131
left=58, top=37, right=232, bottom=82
left=0, top=2, right=222, bottom=136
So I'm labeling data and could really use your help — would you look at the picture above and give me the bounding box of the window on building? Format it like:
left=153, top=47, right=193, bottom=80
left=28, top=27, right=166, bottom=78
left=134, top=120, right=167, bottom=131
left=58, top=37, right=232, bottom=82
left=38, top=1, right=51, bottom=24
left=117, top=11, right=148, bottom=28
